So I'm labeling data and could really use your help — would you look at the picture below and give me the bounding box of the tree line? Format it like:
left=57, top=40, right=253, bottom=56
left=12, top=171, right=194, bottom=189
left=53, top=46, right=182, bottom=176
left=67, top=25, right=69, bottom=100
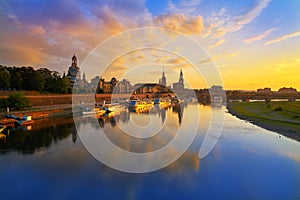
left=0, top=65, right=69, bottom=93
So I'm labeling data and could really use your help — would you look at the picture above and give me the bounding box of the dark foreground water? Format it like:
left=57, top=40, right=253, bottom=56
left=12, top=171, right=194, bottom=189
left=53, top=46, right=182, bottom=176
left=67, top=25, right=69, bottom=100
left=0, top=103, right=299, bottom=200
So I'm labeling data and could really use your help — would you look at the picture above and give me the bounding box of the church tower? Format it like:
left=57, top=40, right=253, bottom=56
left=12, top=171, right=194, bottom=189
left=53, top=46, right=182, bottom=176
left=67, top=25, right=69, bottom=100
left=67, top=53, right=81, bottom=88
left=159, top=66, right=167, bottom=87
left=179, top=69, right=184, bottom=85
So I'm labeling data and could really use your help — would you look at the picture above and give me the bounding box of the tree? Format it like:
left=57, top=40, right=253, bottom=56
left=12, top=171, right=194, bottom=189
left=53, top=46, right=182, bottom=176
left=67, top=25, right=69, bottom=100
left=9, top=70, right=23, bottom=90
left=0, top=66, right=11, bottom=89
left=7, top=93, right=30, bottom=110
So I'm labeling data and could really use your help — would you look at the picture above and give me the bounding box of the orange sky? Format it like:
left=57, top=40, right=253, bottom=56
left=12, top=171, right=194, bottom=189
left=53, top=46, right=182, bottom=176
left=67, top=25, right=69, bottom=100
left=1, top=0, right=300, bottom=90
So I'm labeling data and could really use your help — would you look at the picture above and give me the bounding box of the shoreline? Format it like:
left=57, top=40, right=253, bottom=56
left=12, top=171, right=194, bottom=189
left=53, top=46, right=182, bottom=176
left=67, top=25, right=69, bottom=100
left=0, top=104, right=76, bottom=121
left=227, top=102, right=300, bottom=142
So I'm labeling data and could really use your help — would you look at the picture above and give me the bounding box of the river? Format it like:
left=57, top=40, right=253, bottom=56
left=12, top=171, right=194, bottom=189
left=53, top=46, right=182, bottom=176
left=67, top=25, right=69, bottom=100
left=0, top=103, right=299, bottom=200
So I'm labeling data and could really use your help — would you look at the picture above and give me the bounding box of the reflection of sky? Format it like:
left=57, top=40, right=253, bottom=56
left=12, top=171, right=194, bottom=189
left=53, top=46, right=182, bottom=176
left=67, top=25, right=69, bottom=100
left=0, top=104, right=300, bottom=199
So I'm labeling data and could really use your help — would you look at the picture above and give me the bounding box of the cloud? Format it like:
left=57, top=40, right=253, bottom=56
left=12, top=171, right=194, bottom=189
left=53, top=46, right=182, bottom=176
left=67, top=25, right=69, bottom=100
left=208, top=39, right=225, bottom=49
left=264, top=30, right=300, bottom=45
left=244, top=28, right=277, bottom=43
left=198, top=52, right=238, bottom=65
left=232, top=0, right=272, bottom=31
left=153, top=13, right=204, bottom=35
left=166, top=0, right=202, bottom=15
left=166, top=58, right=186, bottom=64
left=0, top=0, right=151, bottom=73
left=205, top=0, right=272, bottom=37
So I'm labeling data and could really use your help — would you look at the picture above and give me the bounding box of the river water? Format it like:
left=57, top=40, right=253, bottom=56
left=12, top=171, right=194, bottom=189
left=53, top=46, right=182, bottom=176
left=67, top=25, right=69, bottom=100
left=0, top=103, right=299, bottom=200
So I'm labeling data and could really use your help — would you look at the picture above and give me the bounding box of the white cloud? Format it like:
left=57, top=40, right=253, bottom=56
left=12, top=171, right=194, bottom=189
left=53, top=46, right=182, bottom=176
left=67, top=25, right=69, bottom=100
left=205, top=0, right=272, bottom=37
left=244, top=28, right=277, bottom=43
left=208, top=39, right=225, bottom=49
left=166, top=0, right=202, bottom=15
left=265, top=30, right=300, bottom=45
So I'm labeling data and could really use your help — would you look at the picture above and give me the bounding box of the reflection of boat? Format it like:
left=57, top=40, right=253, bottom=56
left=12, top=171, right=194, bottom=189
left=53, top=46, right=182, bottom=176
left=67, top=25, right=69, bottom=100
left=153, top=98, right=171, bottom=108
left=0, top=118, right=17, bottom=127
left=0, top=133, right=5, bottom=140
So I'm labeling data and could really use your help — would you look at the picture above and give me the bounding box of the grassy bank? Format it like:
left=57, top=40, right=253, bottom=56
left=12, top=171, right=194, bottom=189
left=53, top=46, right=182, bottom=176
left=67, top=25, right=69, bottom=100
left=227, top=101, right=300, bottom=141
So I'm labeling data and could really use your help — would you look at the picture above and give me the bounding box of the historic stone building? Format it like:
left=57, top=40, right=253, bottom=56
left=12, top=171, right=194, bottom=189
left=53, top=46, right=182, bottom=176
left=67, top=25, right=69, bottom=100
left=98, top=77, right=118, bottom=93
left=115, top=79, right=132, bottom=94
left=172, top=69, right=184, bottom=92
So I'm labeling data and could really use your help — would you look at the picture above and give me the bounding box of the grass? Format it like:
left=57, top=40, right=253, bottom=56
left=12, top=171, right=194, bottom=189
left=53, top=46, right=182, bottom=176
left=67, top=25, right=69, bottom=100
left=227, top=101, right=300, bottom=141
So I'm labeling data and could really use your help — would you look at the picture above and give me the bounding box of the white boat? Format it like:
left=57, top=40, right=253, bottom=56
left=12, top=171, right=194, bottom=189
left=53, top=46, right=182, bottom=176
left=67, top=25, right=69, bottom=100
left=82, top=107, right=106, bottom=115
left=0, top=124, right=6, bottom=133
left=103, top=103, right=126, bottom=113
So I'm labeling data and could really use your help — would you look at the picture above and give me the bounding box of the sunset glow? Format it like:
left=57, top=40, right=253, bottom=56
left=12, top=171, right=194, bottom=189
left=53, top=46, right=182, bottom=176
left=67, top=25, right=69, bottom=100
left=1, top=0, right=300, bottom=90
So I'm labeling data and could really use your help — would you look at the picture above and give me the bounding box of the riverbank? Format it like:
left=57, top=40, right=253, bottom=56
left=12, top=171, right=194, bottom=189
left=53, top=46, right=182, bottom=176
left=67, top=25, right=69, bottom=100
left=227, top=101, right=300, bottom=142
left=0, top=104, right=75, bottom=120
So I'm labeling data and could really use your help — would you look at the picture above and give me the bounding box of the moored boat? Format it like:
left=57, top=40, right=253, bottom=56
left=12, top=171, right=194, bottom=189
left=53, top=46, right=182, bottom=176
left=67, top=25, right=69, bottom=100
left=103, top=103, right=126, bottom=113
left=0, top=124, right=6, bottom=133
left=82, top=107, right=106, bottom=115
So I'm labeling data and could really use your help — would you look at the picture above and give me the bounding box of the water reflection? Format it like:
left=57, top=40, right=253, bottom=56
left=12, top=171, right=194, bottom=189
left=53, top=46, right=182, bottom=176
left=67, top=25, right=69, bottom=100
left=0, top=117, right=75, bottom=154
left=1, top=103, right=300, bottom=199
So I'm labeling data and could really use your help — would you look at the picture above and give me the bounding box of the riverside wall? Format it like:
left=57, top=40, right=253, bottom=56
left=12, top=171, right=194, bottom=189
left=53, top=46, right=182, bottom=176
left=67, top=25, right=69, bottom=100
left=0, top=92, right=174, bottom=107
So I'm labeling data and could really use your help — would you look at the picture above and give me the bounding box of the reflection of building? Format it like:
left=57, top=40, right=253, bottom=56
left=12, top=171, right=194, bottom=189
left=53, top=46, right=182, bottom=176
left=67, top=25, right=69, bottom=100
left=158, top=66, right=167, bottom=87
left=67, top=54, right=81, bottom=88
left=172, top=103, right=184, bottom=125
left=173, top=69, right=184, bottom=92
left=278, top=87, right=297, bottom=94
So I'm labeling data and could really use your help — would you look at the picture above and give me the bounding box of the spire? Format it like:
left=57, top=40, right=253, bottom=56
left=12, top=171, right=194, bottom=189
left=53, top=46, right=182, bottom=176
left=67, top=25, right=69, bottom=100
left=180, top=68, right=183, bottom=76
left=72, top=53, right=77, bottom=67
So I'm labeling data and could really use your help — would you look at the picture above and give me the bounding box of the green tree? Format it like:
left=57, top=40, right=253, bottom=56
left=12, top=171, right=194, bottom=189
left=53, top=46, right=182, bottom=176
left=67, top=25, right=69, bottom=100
left=0, top=98, right=8, bottom=109
left=0, top=66, right=11, bottom=89
left=9, top=70, right=23, bottom=90
left=7, top=93, right=30, bottom=110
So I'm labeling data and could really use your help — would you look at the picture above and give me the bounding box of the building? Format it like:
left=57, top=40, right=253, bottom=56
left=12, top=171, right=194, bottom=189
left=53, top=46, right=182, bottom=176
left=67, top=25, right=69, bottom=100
left=115, top=79, right=132, bottom=94
left=98, top=77, right=118, bottom=93
left=67, top=54, right=81, bottom=88
left=133, top=83, right=168, bottom=94
left=278, top=87, right=297, bottom=94
left=257, top=87, right=272, bottom=95
left=173, top=69, right=184, bottom=92
left=158, top=66, right=167, bottom=87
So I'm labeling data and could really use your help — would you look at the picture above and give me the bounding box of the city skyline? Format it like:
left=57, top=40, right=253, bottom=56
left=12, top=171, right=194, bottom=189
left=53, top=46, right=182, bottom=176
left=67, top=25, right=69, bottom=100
left=0, top=0, right=300, bottom=90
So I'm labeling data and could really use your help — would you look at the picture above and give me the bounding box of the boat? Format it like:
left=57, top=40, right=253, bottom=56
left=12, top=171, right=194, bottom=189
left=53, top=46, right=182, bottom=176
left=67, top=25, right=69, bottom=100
left=82, top=107, right=106, bottom=115
left=5, top=114, right=34, bottom=126
left=102, top=103, right=126, bottom=113
left=0, top=124, right=6, bottom=133
left=129, top=99, right=153, bottom=108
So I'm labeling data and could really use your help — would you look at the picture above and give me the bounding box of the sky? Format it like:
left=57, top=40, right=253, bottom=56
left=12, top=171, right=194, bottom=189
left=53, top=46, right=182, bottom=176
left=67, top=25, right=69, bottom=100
left=0, top=0, right=300, bottom=90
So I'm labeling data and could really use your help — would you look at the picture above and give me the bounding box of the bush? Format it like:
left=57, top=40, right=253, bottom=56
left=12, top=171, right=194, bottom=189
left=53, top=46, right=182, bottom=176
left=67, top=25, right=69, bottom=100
left=274, top=106, right=283, bottom=111
left=7, top=93, right=30, bottom=110
left=0, top=98, right=8, bottom=109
